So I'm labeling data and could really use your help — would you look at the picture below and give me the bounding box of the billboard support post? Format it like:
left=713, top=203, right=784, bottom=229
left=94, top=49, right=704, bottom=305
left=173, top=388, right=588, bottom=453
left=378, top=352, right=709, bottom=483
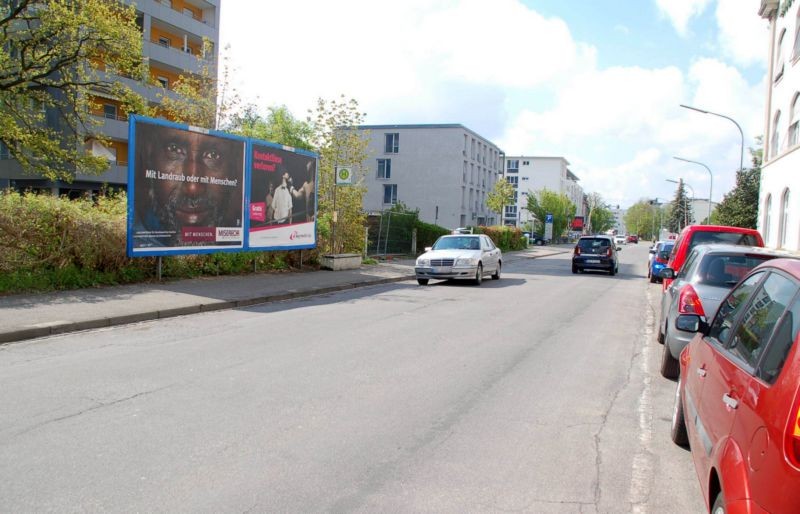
left=157, top=256, right=162, bottom=281
left=332, top=183, right=337, bottom=254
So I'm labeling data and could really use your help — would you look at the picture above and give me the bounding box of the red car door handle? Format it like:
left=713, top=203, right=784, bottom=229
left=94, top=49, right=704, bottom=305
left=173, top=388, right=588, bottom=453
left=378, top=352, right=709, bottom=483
left=723, top=394, right=739, bottom=410
left=696, top=367, right=707, bottom=377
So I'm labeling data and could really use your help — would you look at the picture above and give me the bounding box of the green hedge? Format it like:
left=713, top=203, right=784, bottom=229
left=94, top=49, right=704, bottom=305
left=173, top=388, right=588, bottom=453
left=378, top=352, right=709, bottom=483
left=474, top=225, right=527, bottom=251
left=0, top=190, right=311, bottom=294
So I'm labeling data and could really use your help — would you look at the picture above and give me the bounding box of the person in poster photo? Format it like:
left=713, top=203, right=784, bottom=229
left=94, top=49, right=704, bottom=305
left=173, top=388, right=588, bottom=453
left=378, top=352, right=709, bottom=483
left=289, top=159, right=316, bottom=223
left=271, top=171, right=293, bottom=224
left=133, top=123, right=244, bottom=248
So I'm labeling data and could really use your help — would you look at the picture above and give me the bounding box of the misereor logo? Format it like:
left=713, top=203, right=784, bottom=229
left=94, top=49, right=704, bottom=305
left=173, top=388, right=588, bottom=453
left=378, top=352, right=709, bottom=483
left=290, top=231, right=312, bottom=241
left=216, top=227, right=242, bottom=242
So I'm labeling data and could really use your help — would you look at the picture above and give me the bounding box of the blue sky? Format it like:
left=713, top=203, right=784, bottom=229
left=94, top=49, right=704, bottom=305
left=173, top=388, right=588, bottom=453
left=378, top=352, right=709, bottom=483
left=220, top=0, right=768, bottom=209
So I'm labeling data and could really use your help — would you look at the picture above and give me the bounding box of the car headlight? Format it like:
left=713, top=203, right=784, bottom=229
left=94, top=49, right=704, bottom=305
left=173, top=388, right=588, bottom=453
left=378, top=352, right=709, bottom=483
left=417, top=258, right=430, bottom=267
left=455, top=257, right=478, bottom=266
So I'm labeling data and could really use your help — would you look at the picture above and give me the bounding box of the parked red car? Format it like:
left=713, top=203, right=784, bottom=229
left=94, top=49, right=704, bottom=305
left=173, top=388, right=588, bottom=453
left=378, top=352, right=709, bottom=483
left=663, top=225, right=764, bottom=290
left=670, top=258, right=800, bottom=513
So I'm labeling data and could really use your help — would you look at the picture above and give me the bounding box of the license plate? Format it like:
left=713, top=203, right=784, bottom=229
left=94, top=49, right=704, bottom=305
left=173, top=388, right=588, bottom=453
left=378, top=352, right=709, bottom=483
left=586, top=259, right=600, bottom=264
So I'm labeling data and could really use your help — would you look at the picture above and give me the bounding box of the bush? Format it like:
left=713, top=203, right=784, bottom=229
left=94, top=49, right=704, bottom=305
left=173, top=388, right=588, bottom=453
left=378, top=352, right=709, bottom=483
left=0, top=190, right=311, bottom=294
left=415, top=219, right=450, bottom=252
left=478, top=225, right=527, bottom=251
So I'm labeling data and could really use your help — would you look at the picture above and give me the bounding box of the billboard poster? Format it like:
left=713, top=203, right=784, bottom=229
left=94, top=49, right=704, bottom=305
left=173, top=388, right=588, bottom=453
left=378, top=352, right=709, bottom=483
left=247, top=142, right=317, bottom=250
left=127, top=116, right=247, bottom=256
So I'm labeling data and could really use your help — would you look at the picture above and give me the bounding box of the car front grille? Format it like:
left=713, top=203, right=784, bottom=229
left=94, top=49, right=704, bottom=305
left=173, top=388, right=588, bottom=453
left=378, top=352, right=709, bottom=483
left=430, top=258, right=455, bottom=267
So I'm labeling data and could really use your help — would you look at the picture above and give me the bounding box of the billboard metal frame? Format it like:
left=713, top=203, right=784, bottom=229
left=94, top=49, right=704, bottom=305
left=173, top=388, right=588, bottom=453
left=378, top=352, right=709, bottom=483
left=126, top=115, right=319, bottom=257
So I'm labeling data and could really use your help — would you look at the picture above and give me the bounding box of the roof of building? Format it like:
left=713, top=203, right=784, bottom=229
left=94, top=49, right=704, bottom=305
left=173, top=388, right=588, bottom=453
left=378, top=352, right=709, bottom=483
left=355, top=124, right=503, bottom=152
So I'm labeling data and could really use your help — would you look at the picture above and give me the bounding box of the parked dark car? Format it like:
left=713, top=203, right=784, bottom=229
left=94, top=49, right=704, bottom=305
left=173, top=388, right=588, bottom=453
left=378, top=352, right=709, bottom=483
left=656, top=245, right=792, bottom=378
left=572, top=235, right=618, bottom=275
left=528, top=233, right=546, bottom=246
left=670, top=258, right=800, bottom=514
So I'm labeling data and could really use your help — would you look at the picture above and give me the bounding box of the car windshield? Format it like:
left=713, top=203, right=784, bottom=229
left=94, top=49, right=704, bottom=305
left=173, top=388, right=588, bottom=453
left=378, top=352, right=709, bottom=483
left=697, top=254, right=775, bottom=287
left=433, top=236, right=480, bottom=250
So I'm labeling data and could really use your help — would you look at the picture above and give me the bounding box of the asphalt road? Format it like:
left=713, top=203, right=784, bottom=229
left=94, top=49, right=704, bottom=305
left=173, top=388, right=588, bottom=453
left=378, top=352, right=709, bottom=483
left=0, top=243, right=706, bottom=513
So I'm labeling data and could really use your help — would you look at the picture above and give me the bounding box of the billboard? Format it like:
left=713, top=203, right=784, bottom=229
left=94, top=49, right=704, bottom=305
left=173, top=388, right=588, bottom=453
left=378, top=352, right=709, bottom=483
left=248, top=142, right=317, bottom=250
left=127, top=116, right=318, bottom=257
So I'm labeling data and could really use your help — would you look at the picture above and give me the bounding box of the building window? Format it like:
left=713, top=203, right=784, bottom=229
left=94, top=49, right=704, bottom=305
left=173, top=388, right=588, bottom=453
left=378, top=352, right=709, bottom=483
left=791, top=94, right=800, bottom=147
left=779, top=189, right=791, bottom=248
left=384, top=133, right=399, bottom=153
left=158, top=36, right=171, bottom=48
left=771, top=111, right=782, bottom=157
left=764, top=194, right=773, bottom=243
left=522, top=160, right=530, bottom=166
left=505, top=205, right=517, bottom=216
left=103, top=104, right=117, bottom=120
left=0, top=141, right=9, bottom=159
left=463, top=161, right=467, bottom=183
left=506, top=176, right=518, bottom=187
left=776, top=29, right=786, bottom=81
left=377, top=159, right=391, bottom=179
left=383, top=184, right=397, bottom=205
left=506, top=159, right=519, bottom=172
left=794, top=9, right=800, bottom=59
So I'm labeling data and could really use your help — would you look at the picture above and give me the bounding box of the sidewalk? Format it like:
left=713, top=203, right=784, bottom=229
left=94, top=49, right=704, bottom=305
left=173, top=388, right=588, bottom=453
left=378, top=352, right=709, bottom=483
left=0, top=246, right=571, bottom=344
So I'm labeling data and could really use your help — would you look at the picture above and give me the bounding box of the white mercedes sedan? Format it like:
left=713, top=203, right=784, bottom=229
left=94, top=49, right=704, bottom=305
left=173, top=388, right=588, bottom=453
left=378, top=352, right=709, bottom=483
left=414, top=234, right=502, bottom=286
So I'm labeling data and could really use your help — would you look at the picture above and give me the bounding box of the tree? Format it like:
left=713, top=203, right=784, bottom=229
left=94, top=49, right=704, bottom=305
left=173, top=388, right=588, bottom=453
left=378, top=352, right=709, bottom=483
left=486, top=178, right=515, bottom=223
left=714, top=142, right=762, bottom=229
left=667, top=179, right=695, bottom=232
left=308, top=96, right=369, bottom=254
left=1, top=0, right=148, bottom=181
left=226, top=105, right=314, bottom=151
left=624, top=200, right=659, bottom=239
left=525, top=188, right=575, bottom=241
left=590, top=204, right=615, bottom=234
left=159, top=42, right=240, bottom=130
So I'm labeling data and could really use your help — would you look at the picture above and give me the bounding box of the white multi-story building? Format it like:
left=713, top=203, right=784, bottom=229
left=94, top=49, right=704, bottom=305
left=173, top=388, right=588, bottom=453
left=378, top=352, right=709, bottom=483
left=0, top=0, right=221, bottom=197
left=502, top=156, right=585, bottom=227
left=356, top=124, right=504, bottom=229
left=758, top=0, right=799, bottom=250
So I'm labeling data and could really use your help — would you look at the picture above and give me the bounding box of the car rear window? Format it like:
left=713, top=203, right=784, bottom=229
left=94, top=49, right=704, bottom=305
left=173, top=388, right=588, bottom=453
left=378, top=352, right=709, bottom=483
left=688, top=231, right=760, bottom=252
left=578, top=238, right=610, bottom=251
left=697, top=254, right=775, bottom=287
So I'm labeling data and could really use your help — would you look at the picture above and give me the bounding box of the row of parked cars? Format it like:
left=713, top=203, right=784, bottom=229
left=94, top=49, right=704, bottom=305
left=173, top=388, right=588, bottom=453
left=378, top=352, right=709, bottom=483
left=652, top=224, right=800, bottom=513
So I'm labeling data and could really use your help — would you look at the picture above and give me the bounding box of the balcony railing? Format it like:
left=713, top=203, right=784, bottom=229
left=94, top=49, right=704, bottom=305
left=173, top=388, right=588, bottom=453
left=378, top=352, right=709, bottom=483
left=153, top=0, right=208, bottom=24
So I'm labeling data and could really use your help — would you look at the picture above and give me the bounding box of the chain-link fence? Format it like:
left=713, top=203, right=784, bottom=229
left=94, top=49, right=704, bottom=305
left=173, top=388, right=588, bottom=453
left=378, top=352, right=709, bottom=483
left=366, top=210, right=417, bottom=257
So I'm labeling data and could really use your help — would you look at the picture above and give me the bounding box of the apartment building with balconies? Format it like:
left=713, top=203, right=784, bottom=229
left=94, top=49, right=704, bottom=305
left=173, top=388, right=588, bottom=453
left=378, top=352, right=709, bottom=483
left=357, top=124, right=504, bottom=229
left=502, top=156, right=585, bottom=227
left=758, top=0, right=799, bottom=250
left=0, top=0, right=221, bottom=197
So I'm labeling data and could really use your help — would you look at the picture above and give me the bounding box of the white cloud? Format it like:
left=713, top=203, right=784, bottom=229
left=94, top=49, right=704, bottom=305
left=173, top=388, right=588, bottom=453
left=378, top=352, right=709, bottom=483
left=219, top=1, right=767, bottom=208
left=715, top=0, right=769, bottom=67
left=655, top=0, right=713, bottom=36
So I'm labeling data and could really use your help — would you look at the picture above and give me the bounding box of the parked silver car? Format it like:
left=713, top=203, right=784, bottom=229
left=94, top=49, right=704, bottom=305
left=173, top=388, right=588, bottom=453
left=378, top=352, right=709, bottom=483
left=415, top=234, right=502, bottom=286
left=657, top=244, right=795, bottom=378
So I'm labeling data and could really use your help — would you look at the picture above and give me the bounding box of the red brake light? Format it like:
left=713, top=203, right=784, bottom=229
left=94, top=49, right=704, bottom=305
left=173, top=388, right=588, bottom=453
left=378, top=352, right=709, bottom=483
left=678, top=285, right=706, bottom=316
left=788, top=402, right=800, bottom=467
left=574, top=247, right=581, bottom=256
left=606, top=247, right=613, bottom=257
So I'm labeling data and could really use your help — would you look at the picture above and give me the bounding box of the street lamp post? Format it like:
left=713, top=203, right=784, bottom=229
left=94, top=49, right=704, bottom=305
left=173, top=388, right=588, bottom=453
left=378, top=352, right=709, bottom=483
left=673, top=156, right=713, bottom=224
left=680, top=104, right=744, bottom=175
